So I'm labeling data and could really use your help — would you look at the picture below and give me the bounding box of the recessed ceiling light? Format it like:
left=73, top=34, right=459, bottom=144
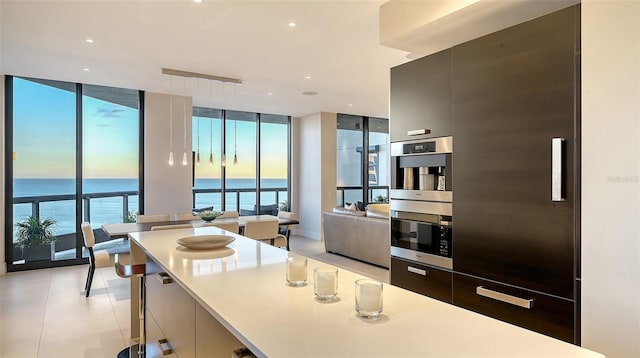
left=193, top=0, right=202, bottom=3
left=267, top=92, right=273, bottom=96
left=305, top=75, right=311, bottom=79
left=302, top=91, right=318, bottom=96
left=83, top=68, right=90, bottom=72
left=288, top=21, right=297, bottom=28
left=85, top=38, right=94, bottom=44
left=405, top=53, right=422, bottom=60
left=348, top=104, right=353, bottom=107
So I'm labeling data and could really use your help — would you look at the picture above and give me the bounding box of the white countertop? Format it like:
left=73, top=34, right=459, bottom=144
left=129, top=227, right=602, bottom=358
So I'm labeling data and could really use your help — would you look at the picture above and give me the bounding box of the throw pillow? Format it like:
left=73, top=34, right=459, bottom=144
left=356, top=201, right=365, bottom=211
left=344, top=203, right=357, bottom=211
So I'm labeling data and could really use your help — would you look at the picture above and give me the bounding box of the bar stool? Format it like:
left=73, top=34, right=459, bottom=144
left=115, top=254, right=146, bottom=358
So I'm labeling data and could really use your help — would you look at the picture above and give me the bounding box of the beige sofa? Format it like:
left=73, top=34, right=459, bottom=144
left=322, top=204, right=390, bottom=268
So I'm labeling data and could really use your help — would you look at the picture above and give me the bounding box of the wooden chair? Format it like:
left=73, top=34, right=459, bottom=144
left=203, top=221, right=240, bottom=234
left=244, top=219, right=287, bottom=248
left=218, top=211, right=239, bottom=219
left=278, top=211, right=297, bottom=251
left=175, top=212, right=200, bottom=221
left=150, top=224, right=193, bottom=231
left=81, top=222, right=110, bottom=297
left=136, top=214, right=170, bottom=223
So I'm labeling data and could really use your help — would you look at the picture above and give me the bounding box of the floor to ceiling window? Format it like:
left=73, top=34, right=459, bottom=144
left=4, top=76, right=141, bottom=271
left=368, top=117, right=390, bottom=203
left=225, top=111, right=257, bottom=213
left=192, top=107, right=223, bottom=211
left=260, top=114, right=290, bottom=212
left=81, top=84, right=141, bottom=258
left=336, top=114, right=389, bottom=207
left=192, top=108, right=290, bottom=215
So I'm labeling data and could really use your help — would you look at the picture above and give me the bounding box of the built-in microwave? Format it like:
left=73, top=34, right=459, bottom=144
left=390, top=200, right=452, bottom=270
left=390, top=136, right=452, bottom=203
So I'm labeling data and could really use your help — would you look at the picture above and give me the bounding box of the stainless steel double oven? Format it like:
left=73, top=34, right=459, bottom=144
left=390, top=136, right=452, bottom=270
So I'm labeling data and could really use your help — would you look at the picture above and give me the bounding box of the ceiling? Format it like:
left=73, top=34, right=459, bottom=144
left=0, top=0, right=411, bottom=119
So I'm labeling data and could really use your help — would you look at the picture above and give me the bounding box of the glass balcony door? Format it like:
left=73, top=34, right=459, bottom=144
left=5, top=77, right=141, bottom=271
left=82, top=84, right=140, bottom=256
left=9, top=77, right=79, bottom=268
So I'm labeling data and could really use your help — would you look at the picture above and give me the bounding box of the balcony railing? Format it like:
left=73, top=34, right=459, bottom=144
left=192, top=187, right=289, bottom=212
left=13, top=191, right=139, bottom=224
left=336, top=185, right=389, bottom=207
left=11, top=191, right=139, bottom=261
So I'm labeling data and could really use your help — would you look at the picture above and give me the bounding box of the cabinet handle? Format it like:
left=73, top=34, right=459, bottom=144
left=158, top=338, right=173, bottom=355
left=551, top=137, right=565, bottom=201
left=407, top=128, right=431, bottom=136
left=232, top=348, right=257, bottom=358
left=407, top=266, right=427, bottom=276
left=157, top=272, right=173, bottom=285
left=476, top=286, right=533, bottom=309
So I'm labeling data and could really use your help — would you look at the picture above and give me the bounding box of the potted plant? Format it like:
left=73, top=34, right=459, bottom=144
left=15, top=215, right=57, bottom=262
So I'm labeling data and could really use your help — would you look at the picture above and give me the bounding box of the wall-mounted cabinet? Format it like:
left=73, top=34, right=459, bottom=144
left=390, top=49, right=451, bottom=142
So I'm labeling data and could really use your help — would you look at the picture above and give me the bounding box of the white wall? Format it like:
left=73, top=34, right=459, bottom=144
left=144, top=92, right=193, bottom=216
left=293, top=112, right=337, bottom=241
left=581, top=1, right=640, bottom=357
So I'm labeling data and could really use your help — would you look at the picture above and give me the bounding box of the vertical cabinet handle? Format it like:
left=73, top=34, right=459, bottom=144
left=407, top=266, right=427, bottom=276
left=551, top=137, right=565, bottom=201
left=476, top=286, right=533, bottom=309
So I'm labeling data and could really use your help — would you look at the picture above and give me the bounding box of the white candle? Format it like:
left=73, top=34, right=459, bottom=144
left=357, top=281, right=383, bottom=313
left=289, top=261, right=306, bottom=281
left=316, top=272, right=337, bottom=296
left=286, top=257, right=307, bottom=285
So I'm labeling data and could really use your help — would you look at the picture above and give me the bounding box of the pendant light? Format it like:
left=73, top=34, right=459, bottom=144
left=209, top=80, right=214, bottom=166
left=181, top=101, right=188, bottom=166
left=233, top=83, right=238, bottom=165
left=196, top=116, right=201, bottom=165
left=168, top=95, right=174, bottom=166
left=233, top=118, right=238, bottom=165
left=196, top=79, right=201, bottom=165
left=221, top=83, right=227, bottom=167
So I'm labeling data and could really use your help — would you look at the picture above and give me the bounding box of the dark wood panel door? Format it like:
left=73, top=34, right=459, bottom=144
left=390, top=49, right=451, bottom=142
left=390, top=257, right=452, bottom=303
left=451, top=6, right=579, bottom=300
left=452, top=273, right=576, bottom=343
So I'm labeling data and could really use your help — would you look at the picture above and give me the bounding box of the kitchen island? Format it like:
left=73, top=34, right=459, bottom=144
left=128, top=227, right=602, bottom=357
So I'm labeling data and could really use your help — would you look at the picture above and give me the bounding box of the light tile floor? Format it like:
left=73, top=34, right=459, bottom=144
left=0, top=235, right=388, bottom=357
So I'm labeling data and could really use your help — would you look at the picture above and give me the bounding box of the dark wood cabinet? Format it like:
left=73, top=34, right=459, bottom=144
left=450, top=5, right=580, bottom=343
left=451, top=5, right=580, bottom=300
left=452, top=273, right=575, bottom=343
left=390, top=257, right=452, bottom=303
left=390, top=49, right=451, bottom=142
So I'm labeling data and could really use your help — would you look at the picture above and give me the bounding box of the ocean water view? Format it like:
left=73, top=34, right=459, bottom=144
left=12, top=178, right=287, bottom=239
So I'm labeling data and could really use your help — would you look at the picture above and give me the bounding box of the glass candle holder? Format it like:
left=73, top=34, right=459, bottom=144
left=314, top=267, right=338, bottom=300
left=355, top=279, right=383, bottom=319
left=286, top=257, right=307, bottom=286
